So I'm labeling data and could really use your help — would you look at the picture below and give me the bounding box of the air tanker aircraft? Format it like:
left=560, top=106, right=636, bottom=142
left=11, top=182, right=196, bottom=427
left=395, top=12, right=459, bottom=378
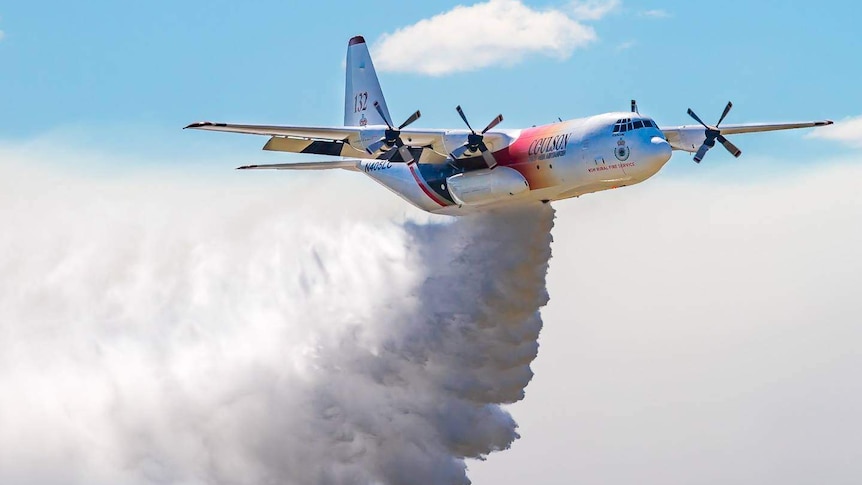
left=186, top=36, right=832, bottom=216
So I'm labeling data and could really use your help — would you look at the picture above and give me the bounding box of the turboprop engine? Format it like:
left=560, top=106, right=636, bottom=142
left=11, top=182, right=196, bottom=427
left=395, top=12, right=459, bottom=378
left=446, top=166, right=529, bottom=206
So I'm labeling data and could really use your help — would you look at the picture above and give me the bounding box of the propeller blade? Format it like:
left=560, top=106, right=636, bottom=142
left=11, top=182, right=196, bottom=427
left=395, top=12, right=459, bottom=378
left=380, top=147, right=400, bottom=160
left=366, top=139, right=386, bottom=154
left=398, top=110, right=421, bottom=130
left=693, top=143, right=711, bottom=163
left=716, top=135, right=742, bottom=158
left=455, top=105, right=476, bottom=134
left=631, top=99, right=638, bottom=113
left=716, top=101, right=733, bottom=127
left=687, top=108, right=710, bottom=129
left=398, top=144, right=414, bottom=164
left=373, top=101, right=393, bottom=130
left=450, top=144, right=470, bottom=159
left=481, top=114, right=504, bottom=134
left=480, top=146, right=498, bottom=169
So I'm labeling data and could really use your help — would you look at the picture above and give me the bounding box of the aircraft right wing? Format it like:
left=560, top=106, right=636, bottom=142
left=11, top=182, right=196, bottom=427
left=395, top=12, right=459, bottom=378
left=659, top=120, right=833, bottom=153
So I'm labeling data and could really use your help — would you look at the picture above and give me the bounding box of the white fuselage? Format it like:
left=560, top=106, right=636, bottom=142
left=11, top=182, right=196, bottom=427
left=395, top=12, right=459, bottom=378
left=359, top=112, right=673, bottom=215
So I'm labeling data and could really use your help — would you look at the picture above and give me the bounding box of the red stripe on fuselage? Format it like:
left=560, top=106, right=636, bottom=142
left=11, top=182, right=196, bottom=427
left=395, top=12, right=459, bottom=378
left=409, top=164, right=447, bottom=207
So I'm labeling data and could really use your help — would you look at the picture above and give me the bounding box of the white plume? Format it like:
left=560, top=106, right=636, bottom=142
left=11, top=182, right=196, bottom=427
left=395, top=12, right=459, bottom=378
left=0, top=156, right=554, bottom=485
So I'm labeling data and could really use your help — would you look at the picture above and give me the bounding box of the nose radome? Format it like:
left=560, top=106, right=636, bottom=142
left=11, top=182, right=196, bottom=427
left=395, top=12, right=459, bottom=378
left=628, top=136, right=672, bottom=180
left=649, top=136, right=672, bottom=165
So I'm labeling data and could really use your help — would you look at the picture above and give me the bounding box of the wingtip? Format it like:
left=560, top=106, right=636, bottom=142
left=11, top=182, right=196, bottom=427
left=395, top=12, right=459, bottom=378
left=184, top=121, right=214, bottom=129
left=236, top=165, right=256, bottom=170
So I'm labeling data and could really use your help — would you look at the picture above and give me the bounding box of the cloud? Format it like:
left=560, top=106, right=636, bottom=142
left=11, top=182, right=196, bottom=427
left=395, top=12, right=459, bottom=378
left=615, top=40, right=636, bottom=52
left=807, top=115, right=862, bottom=147
left=641, top=8, right=670, bottom=18
left=5, top=132, right=861, bottom=485
left=0, top=141, right=553, bottom=485
left=570, top=0, right=621, bottom=20
left=373, top=0, right=608, bottom=76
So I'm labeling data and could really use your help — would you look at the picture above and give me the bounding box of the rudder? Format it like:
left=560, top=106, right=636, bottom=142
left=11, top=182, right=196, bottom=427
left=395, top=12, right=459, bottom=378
left=344, top=36, right=392, bottom=127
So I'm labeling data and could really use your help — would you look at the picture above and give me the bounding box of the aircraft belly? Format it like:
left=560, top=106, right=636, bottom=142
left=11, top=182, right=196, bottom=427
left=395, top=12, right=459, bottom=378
left=360, top=161, right=451, bottom=212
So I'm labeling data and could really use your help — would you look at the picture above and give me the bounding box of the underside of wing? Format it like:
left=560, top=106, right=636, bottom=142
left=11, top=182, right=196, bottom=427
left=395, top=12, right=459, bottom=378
left=262, top=136, right=367, bottom=157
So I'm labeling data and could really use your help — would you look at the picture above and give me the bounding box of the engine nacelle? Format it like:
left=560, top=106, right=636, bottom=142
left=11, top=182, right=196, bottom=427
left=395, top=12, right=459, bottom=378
left=446, top=166, right=529, bottom=206
left=355, top=126, right=388, bottom=152
left=666, top=126, right=707, bottom=152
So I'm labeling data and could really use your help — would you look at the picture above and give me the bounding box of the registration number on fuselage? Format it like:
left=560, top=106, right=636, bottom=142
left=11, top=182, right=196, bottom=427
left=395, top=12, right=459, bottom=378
left=363, top=160, right=393, bottom=172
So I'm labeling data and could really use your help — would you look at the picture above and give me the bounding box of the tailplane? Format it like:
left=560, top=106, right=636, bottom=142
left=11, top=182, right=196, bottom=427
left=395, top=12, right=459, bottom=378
left=344, top=36, right=392, bottom=127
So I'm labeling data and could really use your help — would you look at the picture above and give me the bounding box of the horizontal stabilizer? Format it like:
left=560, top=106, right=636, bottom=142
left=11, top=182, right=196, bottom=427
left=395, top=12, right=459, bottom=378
left=236, top=160, right=360, bottom=171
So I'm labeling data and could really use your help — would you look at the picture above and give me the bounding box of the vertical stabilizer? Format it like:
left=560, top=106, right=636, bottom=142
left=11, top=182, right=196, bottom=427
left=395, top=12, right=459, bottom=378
left=345, top=36, right=392, bottom=127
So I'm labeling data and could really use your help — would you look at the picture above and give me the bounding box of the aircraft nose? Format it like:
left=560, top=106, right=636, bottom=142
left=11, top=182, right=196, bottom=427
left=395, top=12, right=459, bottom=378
left=647, top=136, right=672, bottom=166
left=628, top=135, right=672, bottom=180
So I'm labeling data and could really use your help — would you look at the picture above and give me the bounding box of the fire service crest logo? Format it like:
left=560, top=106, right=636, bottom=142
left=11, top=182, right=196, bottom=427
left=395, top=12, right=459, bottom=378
left=614, top=139, right=630, bottom=161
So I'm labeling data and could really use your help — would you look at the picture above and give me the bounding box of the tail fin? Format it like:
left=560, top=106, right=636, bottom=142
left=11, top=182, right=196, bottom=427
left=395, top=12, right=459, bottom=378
left=344, top=36, right=392, bottom=127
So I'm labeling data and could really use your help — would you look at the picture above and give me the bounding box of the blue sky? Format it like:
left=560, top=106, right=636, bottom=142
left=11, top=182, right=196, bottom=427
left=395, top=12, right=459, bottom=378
left=1, top=0, right=858, bottom=171
left=2, top=4, right=862, bottom=484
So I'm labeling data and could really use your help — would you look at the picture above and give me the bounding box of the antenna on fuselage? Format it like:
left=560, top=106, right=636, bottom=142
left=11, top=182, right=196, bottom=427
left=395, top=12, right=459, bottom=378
left=631, top=99, right=639, bottom=114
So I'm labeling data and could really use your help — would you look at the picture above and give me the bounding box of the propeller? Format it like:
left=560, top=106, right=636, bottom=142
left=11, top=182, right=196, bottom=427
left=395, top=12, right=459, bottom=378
left=631, top=99, right=639, bottom=114
left=449, top=105, right=503, bottom=169
left=365, top=101, right=421, bottom=164
left=687, top=101, right=742, bottom=163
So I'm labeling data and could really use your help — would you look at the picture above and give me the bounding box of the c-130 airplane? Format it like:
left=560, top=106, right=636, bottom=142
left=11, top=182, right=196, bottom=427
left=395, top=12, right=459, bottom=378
left=186, top=36, right=832, bottom=216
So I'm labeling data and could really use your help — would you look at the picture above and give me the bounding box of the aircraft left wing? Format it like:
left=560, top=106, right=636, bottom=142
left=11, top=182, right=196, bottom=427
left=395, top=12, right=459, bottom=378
left=184, top=121, right=517, bottom=163
left=185, top=121, right=358, bottom=140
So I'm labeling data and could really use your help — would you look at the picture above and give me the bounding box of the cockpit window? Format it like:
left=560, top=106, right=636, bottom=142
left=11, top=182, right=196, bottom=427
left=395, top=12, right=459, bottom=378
left=613, top=117, right=657, bottom=133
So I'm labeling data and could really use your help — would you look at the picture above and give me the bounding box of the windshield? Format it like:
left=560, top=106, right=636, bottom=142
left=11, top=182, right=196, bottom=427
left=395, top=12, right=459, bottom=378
left=612, top=117, right=657, bottom=134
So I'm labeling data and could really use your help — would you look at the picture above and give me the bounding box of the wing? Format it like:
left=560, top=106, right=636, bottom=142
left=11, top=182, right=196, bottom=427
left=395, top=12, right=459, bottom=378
left=711, top=120, right=833, bottom=135
left=185, top=121, right=358, bottom=139
left=185, top=121, right=516, bottom=162
left=236, top=160, right=361, bottom=171
left=185, top=121, right=371, bottom=157
left=659, top=120, right=833, bottom=152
